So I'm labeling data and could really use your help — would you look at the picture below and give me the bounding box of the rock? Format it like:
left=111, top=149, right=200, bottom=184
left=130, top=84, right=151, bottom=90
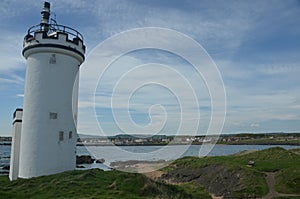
left=76, top=155, right=95, bottom=164
left=96, top=158, right=105, bottom=164
left=247, top=160, right=255, bottom=167
left=0, top=156, right=10, bottom=159
left=2, top=165, right=10, bottom=170
left=161, top=164, right=244, bottom=198
left=76, top=165, right=85, bottom=168
left=0, top=171, right=9, bottom=175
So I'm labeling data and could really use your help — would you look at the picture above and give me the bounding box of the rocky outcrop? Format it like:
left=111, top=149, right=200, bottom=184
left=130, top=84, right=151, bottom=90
left=96, top=158, right=105, bottom=164
left=2, top=165, right=10, bottom=170
left=0, top=165, right=9, bottom=175
left=161, top=164, right=246, bottom=198
left=76, top=155, right=95, bottom=164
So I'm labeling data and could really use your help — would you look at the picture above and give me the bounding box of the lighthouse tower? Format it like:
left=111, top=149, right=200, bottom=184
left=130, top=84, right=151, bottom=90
left=16, top=2, right=85, bottom=179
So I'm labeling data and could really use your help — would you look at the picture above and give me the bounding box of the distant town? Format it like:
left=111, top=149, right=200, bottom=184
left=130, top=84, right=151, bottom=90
left=1, top=132, right=299, bottom=146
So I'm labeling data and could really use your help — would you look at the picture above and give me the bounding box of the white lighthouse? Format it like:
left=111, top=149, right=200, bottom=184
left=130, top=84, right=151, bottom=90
left=10, top=2, right=85, bottom=180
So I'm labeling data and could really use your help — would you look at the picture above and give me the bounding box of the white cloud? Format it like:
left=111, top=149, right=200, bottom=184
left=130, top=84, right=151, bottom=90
left=0, top=31, right=24, bottom=73
left=257, top=63, right=300, bottom=75
left=16, top=94, right=24, bottom=98
left=79, top=52, right=211, bottom=135
left=250, top=123, right=260, bottom=128
left=1, top=0, right=300, bottom=135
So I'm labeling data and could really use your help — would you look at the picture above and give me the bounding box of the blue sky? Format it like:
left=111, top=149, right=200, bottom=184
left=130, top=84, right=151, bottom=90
left=1, top=0, right=300, bottom=136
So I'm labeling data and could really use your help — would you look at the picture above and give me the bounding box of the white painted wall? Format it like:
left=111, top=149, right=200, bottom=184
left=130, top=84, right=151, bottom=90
left=9, top=109, right=23, bottom=181
left=19, top=33, right=84, bottom=178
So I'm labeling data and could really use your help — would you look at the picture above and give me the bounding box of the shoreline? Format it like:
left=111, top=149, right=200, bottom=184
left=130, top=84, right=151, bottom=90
left=78, top=141, right=300, bottom=146
left=1, top=142, right=300, bottom=146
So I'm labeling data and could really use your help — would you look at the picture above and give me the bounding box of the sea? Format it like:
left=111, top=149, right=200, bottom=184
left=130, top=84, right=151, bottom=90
left=1, top=144, right=299, bottom=174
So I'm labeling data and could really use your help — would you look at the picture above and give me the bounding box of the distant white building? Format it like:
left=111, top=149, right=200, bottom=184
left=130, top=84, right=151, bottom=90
left=9, top=2, right=85, bottom=180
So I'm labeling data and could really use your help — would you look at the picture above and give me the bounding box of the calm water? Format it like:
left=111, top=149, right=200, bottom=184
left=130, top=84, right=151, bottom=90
left=1, top=144, right=299, bottom=168
left=76, top=144, right=299, bottom=167
left=0, top=145, right=11, bottom=168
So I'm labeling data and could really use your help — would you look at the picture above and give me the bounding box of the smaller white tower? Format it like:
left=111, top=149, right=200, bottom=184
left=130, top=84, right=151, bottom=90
left=9, top=108, right=23, bottom=181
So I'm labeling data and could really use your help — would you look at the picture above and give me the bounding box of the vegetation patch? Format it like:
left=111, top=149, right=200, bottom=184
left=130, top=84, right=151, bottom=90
left=275, top=168, right=300, bottom=194
left=0, top=147, right=299, bottom=198
left=160, top=147, right=300, bottom=198
left=0, top=169, right=192, bottom=199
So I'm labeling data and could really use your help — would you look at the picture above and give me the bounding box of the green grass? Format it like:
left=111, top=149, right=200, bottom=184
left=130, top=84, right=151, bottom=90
left=275, top=168, right=300, bottom=194
left=176, top=182, right=211, bottom=199
left=0, top=169, right=192, bottom=199
left=164, top=147, right=300, bottom=197
left=1, top=147, right=299, bottom=198
left=173, top=147, right=300, bottom=173
left=230, top=147, right=300, bottom=172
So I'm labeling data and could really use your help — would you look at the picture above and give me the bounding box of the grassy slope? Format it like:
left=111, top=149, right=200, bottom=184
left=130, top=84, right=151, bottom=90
left=0, top=147, right=299, bottom=198
left=0, top=169, right=194, bottom=199
left=164, top=147, right=300, bottom=197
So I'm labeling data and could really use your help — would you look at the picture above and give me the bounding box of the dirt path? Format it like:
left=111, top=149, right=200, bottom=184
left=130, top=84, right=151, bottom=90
left=261, top=172, right=300, bottom=199
left=262, top=172, right=280, bottom=199
left=144, top=170, right=164, bottom=180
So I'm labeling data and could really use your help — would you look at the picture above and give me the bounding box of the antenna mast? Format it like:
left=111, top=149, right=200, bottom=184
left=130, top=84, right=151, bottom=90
left=40, top=2, right=51, bottom=32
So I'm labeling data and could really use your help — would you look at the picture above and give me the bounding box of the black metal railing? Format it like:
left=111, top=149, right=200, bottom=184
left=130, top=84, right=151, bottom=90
left=27, top=23, right=84, bottom=41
